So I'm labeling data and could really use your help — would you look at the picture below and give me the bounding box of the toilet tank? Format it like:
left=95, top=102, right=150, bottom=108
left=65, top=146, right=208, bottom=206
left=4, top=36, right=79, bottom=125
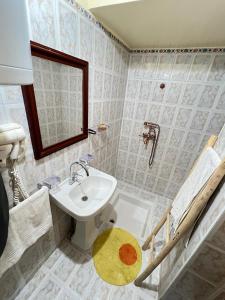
left=0, top=0, right=33, bottom=85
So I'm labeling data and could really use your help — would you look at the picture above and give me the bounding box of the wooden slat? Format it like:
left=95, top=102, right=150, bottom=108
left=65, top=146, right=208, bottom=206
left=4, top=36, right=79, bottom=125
left=148, top=235, right=155, bottom=264
left=138, top=135, right=219, bottom=286
left=142, top=206, right=171, bottom=251
left=166, top=213, right=170, bottom=243
left=135, top=156, right=225, bottom=286
left=206, top=135, right=218, bottom=147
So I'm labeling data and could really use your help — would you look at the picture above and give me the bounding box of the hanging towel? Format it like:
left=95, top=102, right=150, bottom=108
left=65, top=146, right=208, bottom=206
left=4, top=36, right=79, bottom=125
left=171, top=147, right=221, bottom=233
left=0, top=186, right=52, bottom=277
left=0, top=173, right=9, bottom=257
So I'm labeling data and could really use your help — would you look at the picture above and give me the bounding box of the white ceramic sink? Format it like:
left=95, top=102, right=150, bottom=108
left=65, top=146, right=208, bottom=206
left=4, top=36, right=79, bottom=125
left=50, top=167, right=117, bottom=221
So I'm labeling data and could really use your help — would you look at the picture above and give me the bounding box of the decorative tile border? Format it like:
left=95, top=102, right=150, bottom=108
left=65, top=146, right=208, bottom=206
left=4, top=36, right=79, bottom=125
left=65, top=1, right=225, bottom=54
left=131, top=48, right=225, bottom=54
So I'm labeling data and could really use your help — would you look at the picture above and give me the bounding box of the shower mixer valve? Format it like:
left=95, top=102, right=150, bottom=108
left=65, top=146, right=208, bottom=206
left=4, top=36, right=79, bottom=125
left=139, top=122, right=160, bottom=167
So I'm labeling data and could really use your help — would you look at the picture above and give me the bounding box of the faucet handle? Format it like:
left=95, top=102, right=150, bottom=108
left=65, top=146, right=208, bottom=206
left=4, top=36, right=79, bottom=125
left=79, top=158, right=88, bottom=166
left=69, top=172, right=83, bottom=185
left=72, top=171, right=83, bottom=179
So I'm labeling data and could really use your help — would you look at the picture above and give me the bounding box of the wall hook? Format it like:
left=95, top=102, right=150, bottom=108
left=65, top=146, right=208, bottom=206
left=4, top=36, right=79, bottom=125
left=139, top=122, right=160, bottom=167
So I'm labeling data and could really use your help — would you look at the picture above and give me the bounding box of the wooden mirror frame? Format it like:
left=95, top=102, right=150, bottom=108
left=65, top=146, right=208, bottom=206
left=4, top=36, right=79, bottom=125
left=22, top=41, right=88, bottom=160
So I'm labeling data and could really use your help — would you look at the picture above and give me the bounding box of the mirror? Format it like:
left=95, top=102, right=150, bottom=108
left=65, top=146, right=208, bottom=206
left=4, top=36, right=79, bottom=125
left=22, top=41, right=88, bottom=160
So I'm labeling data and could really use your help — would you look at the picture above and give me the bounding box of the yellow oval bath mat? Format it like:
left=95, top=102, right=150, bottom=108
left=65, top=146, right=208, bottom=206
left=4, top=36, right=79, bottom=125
left=92, top=227, right=142, bottom=285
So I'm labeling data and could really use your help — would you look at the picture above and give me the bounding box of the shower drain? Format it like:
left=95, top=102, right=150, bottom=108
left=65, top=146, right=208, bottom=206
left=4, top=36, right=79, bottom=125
left=81, top=195, right=88, bottom=201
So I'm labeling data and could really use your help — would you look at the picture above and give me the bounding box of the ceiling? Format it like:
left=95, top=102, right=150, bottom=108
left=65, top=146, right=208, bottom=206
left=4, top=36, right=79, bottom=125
left=81, top=0, right=225, bottom=49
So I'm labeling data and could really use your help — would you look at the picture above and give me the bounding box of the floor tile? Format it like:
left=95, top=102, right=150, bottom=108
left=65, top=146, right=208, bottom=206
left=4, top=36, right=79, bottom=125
left=15, top=267, right=47, bottom=300
left=14, top=180, right=165, bottom=300
left=68, top=258, right=96, bottom=298
left=31, top=276, right=61, bottom=300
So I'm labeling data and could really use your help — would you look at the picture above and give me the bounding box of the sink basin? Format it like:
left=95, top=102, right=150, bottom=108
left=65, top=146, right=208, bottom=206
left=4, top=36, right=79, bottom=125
left=50, top=167, right=117, bottom=221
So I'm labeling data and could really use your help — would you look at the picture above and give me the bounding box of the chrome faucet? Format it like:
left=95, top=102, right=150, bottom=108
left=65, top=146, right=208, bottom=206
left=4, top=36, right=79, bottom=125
left=69, top=161, right=89, bottom=185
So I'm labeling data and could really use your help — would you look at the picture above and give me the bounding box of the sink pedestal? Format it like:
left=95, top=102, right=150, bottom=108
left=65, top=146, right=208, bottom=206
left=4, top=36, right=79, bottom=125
left=71, top=203, right=114, bottom=250
left=71, top=217, right=99, bottom=250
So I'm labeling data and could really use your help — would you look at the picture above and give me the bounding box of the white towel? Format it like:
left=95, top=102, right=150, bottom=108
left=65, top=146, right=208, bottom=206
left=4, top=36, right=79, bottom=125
left=0, top=187, right=52, bottom=277
left=171, top=147, right=221, bottom=233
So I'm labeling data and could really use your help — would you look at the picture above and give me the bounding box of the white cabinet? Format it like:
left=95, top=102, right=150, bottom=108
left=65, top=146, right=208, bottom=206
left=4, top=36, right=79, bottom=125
left=0, top=0, right=33, bottom=85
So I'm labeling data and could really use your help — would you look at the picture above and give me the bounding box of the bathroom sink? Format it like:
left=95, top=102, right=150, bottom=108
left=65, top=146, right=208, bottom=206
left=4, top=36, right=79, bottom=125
left=50, top=167, right=117, bottom=221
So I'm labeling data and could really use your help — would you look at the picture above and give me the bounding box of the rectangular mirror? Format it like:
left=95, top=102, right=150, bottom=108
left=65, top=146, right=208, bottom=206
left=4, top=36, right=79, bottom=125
left=21, top=41, right=88, bottom=159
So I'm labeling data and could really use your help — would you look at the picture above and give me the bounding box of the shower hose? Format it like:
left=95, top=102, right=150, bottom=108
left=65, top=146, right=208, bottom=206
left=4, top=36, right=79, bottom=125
left=7, top=160, right=29, bottom=206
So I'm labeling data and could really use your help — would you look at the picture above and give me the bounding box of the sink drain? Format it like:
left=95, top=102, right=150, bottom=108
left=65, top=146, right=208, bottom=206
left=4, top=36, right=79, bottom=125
left=81, top=195, right=88, bottom=201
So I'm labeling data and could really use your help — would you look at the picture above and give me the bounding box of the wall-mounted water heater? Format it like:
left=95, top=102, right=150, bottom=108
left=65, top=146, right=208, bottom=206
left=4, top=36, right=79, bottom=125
left=0, top=0, right=33, bottom=85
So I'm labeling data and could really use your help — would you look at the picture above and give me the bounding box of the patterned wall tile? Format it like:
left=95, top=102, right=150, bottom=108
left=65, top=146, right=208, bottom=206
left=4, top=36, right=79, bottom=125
left=139, top=81, right=152, bottom=101
left=207, top=113, right=225, bottom=134
left=156, top=54, right=175, bottom=80
left=28, top=0, right=56, bottom=48
left=160, top=106, right=175, bottom=126
left=171, top=54, right=192, bottom=81
left=147, top=103, right=161, bottom=123
left=59, top=2, right=78, bottom=56
left=198, top=85, right=220, bottom=109
left=190, top=110, right=209, bottom=131
left=116, top=51, right=225, bottom=198
left=214, top=123, right=225, bottom=159
left=94, top=30, right=106, bottom=68
left=182, top=83, right=202, bottom=106
left=208, top=55, right=225, bottom=81
left=79, top=17, right=94, bottom=63
left=165, top=82, right=183, bottom=104
left=126, top=79, right=139, bottom=99
left=189, top=54, right=212, bottom=81
left=142, top=54, right=158, bottom=79
left=175, top=108, right=192, bottom=129
left=216, top=86, right=225, bottom=109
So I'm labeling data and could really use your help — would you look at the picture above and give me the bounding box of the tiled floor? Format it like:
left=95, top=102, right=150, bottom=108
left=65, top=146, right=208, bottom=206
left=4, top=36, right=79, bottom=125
left=15, top=181, right=171, bottom=300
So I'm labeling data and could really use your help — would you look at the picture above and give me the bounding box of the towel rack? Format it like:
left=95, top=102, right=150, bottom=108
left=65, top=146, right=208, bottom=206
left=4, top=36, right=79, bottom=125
left=134, top=135, right=225, bottom=286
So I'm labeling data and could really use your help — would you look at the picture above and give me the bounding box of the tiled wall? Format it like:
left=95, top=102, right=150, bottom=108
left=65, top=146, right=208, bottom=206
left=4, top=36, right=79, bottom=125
left=159, top=124, right=225, bottom=300
left=0, top=0, right=129, bottom=296
left=116, top=52, right=225, bottom=199
left=0, top=0, right=129, bottom=208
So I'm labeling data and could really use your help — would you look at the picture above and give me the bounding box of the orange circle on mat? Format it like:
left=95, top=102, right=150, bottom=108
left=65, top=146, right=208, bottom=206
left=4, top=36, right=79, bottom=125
left=119, top=243, right=137, bottom=265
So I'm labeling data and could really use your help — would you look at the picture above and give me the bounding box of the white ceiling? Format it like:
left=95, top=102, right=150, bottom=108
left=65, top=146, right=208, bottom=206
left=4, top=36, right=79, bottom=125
left=88, top=0, right=225, bottom=49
